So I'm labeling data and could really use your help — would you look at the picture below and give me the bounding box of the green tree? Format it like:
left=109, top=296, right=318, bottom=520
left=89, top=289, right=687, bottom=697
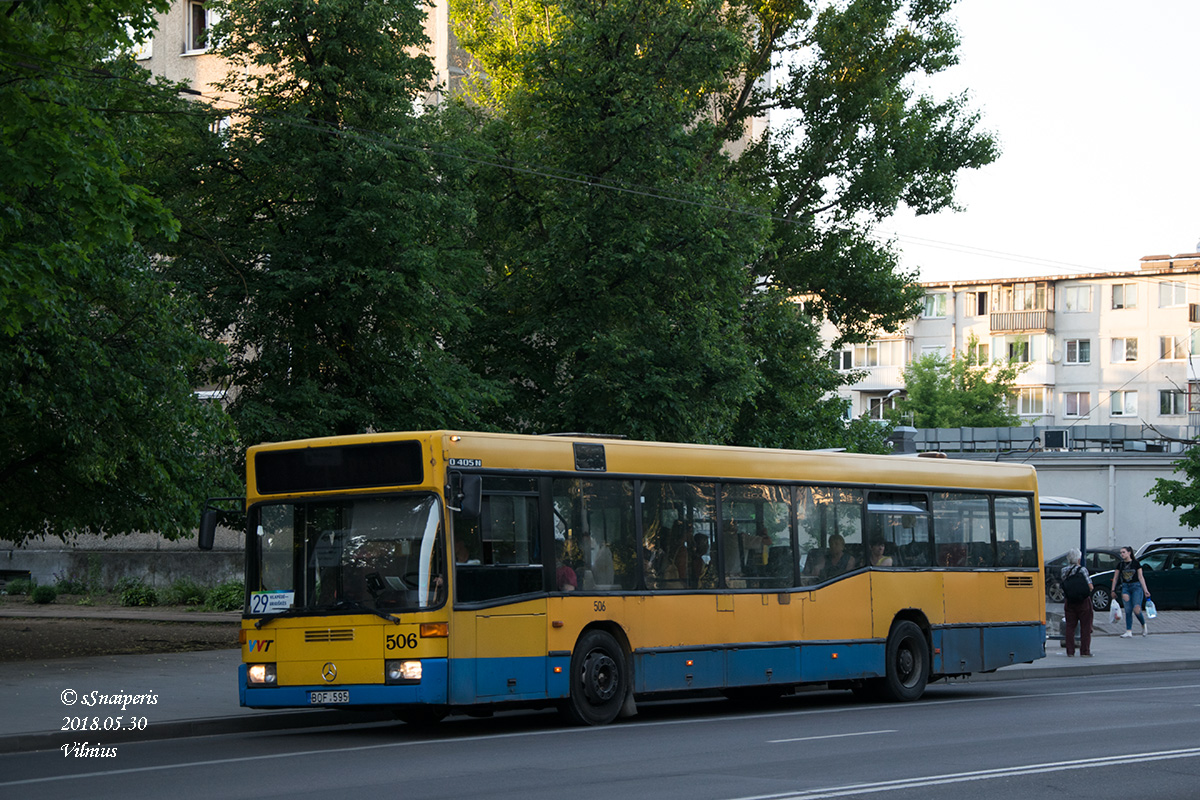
left=450, top=0, right=996, bottom=447
left=450, top=0, right=770, bottom=442
left=155, top=0, right=500, bottom=448
left=0, top=0, right=177, bottom=335
left=894, top=336, right=1025, bottom=428
left=0, top=246, right=238, bottom=544
left=1, top=1, right=239, bottom=543
left=1147, top=447, right=1200, bottom=530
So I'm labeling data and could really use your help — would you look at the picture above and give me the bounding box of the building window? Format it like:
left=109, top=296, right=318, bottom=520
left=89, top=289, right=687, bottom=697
left=1013, top=387, right=1046, bottom=416
left=832, top=349, right=852, bottom=371
left=1160, top=389, right=1188, bottom=416
left=868, top=395, right=898, bottom=420
left=922, top=293, right=947, bottom=318
left=1161, top=336, right=1188, bottom=361
left=1065, top=339, right=1091, bottom=365
left=1064, top=392, right=1091, bottom=418
left=186, top=0, right=216, bottom=53
left=1061, top=285, right=1092, bottom=312
left=1159, top=281, right=1188, bottom=308
left=851, top=340, right=904, bottom=369
left=967, top=339, right=989, bottom=363
left=1112, top=283, right=1137, bottom=309
left=998, top=282, right=1048, bottom=312
left=1111, top=338, right=1138, bottom=362
left=1007, top=336, right=1031, bottom=363
left=969, top=291, right=988, bottom=316
left=1110, top=390, right=1138, bottom=417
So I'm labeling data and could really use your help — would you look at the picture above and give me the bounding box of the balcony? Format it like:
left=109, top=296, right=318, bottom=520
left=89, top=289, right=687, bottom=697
left=990, top=309, right=1053, bottom=333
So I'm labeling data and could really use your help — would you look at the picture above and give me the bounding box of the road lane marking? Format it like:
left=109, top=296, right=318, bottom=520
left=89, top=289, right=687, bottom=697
left=769, top=730, right=896, bottom=744
left=729, top=747, right=1200, bottom=800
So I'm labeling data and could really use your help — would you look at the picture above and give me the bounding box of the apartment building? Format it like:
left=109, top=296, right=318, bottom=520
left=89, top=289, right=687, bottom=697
left=132, top=0, right=464, bottom=103
left=832, top=251, right=1200, bottom=434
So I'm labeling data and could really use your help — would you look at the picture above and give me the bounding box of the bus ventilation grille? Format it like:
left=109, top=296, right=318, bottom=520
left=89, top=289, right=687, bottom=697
left=1005, top=576, right=1034, bottom=588
left=305, top=629, right=355, bottom=643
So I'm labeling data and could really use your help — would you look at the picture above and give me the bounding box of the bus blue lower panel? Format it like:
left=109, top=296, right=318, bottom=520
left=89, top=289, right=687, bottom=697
left=934, top=624, right=1044, bottom=675
left=240, top=659, right=448, bottom=708
left=448, top=655, right=556, bottom=704
left=635, top=642, right=884, bottom=693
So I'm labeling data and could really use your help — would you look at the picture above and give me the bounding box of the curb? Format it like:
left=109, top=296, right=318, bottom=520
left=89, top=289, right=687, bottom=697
left=964, top=658, right=1200, bottom=682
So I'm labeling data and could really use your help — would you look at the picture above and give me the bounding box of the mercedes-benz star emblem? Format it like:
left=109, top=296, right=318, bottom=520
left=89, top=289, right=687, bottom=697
left=321, top=662, right=337, bottom=682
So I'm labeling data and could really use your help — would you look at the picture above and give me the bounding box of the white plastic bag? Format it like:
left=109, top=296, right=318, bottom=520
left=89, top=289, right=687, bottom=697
left=1145, top=598, right=1157, bottom=619
left=1109, top=598, right=1123, bottom=624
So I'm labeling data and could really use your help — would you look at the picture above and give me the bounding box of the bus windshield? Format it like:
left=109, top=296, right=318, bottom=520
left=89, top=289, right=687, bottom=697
left=248, top=494, right=446, bottom=616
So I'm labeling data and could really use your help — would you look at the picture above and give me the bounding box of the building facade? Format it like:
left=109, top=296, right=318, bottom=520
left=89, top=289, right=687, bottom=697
left=833, top=252, right=1200, bottom=439
left=133, top=0, right=464, bottom=103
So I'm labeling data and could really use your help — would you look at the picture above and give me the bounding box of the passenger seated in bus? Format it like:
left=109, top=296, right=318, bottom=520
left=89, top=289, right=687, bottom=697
left=743, top=524, right=773, bottom=577
left=868, top=536, right=893, bottom=567
left=805, top=533, right=856, bottom=580
left=940, top=543, right=968, bottom=567
left=555, top=540, right=577, bottom=591
left=689, top=533, right=716, bottom=589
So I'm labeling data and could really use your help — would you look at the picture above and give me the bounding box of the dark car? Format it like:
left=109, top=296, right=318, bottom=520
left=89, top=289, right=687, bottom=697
left=1088, top=546, right=1200, bottom=611
left=1044, top=548, right=1121, bottom=602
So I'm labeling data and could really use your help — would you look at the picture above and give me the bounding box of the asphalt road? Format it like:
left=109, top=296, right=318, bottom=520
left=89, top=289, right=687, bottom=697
left=4, top=669, right=1198, bottom=800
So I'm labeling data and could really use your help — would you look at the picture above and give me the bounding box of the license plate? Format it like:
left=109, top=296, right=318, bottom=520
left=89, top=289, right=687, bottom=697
left=309, top=690, right=349, bottom=705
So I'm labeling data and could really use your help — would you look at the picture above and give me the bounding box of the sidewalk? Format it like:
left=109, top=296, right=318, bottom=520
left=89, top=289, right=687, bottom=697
left=2, top=604, right=1198, bottom=754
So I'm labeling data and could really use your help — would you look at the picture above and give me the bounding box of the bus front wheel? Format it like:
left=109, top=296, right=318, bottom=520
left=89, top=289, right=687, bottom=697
left=880, top=621, right=929, bottom=702
left=564, top=630, right=627, bottom=726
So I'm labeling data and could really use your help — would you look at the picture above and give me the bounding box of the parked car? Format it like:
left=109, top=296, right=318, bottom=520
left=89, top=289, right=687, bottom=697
left=1044, top=548, right=1121, bottom=602
left=1088, top=545, right=1200, bottom=611
left=1135, top=537, right=1200, bottom=558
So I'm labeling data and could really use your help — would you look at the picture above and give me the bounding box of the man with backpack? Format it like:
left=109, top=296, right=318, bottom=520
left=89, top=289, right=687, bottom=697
left=1060, top=549, right=1094, bottom=656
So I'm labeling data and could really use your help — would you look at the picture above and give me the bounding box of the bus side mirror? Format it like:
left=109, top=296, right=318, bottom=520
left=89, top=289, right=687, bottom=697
left=199, top=508, right=218, bottom=551
left=449, top=473, right=482, bottom=519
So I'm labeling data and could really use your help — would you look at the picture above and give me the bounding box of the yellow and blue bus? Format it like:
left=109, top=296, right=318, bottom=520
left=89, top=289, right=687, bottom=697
left=200, top=430, right=1045, bottom=725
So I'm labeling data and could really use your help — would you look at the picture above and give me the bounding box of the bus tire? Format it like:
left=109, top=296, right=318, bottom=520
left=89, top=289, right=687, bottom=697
left=564, top=630, right=627, bottom=726
left=879, top=621, right=928, bottom=702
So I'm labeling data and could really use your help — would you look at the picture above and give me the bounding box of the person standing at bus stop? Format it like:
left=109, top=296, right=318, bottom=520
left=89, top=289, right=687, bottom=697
left=1112, top=546, right=1151, bottom=638
left=1060, top=549, right=1093, bottom=656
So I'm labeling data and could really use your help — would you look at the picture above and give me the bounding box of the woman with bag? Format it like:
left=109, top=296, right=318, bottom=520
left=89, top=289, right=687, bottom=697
left=1110, top=546, right=1151, bottom=638
left=1060, top=549, right=1093, bottom=656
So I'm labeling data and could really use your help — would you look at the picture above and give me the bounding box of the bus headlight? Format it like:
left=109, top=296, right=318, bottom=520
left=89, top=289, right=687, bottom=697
left=385, top=660, right=422, bottom=684
left=247, top=663, right=277, bottom=686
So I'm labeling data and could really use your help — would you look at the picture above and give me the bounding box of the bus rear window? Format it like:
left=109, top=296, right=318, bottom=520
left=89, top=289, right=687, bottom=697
left=256, top=441, right=423, bottom=494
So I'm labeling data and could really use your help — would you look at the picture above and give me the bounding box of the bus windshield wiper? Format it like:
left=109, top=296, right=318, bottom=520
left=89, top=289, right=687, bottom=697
left=253, top=607, right=309, bottom=629
left=328, top=599, right=401, bottom=625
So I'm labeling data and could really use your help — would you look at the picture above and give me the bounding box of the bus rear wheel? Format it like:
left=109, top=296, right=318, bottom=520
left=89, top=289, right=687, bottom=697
left=879, top=621, right=928, bottom=702
left=564, top=630, right=627, bottom=726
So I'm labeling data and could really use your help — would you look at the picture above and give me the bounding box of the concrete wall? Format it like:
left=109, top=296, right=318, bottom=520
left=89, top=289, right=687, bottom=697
left=1, top=527, right=243, bottom=590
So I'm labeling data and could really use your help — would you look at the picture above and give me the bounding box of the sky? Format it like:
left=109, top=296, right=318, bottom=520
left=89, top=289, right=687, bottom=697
left=884, top=1, right=1200, bottom=285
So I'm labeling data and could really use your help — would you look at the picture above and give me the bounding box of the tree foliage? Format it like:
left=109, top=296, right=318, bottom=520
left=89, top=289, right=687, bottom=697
left=0, top=0, right=177, bottom=336
left=449, top=0, right=996, bottom=447
left=1147, top=447, right=1200, bottom=530
left=0, top=0, right=239, bottom=543
left=154, top=0, right=501, bottom=449
left=893, top=335, right=1025, bottom=428
left=0, top=246, right=239, bottom=543
left=449, top=0, right=770, bottom=442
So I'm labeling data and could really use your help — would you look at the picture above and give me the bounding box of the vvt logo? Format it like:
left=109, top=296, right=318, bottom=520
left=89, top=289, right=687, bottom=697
left=248, top=640, right=273, bottom=653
